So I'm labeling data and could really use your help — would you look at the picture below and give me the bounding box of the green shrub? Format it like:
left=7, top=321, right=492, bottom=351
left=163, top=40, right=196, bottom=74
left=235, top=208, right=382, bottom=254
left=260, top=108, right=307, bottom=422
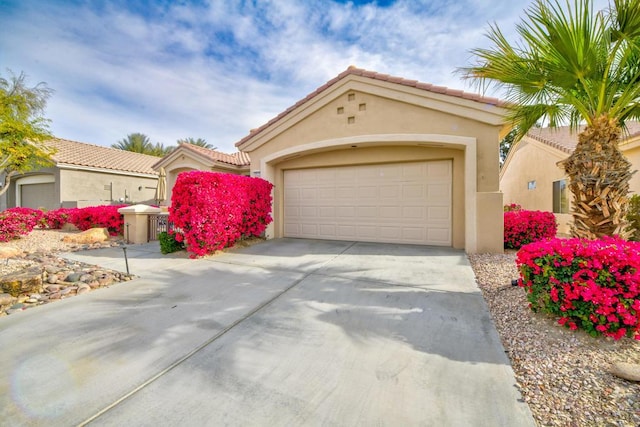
left=159, top=231, right=184, bottom=254
left=626, top=194, right=640, bottom=241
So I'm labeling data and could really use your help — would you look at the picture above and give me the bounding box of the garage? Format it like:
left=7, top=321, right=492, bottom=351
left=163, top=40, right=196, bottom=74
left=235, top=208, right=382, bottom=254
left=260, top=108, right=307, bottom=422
left=21, top=183, right=56, bottom=210
left=283, top=160, right=452, bottom=246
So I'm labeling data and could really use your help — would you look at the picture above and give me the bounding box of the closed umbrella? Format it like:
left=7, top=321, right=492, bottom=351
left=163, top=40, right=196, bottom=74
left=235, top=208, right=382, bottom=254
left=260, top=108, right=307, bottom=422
left=156, top=167, right=167, bottom=204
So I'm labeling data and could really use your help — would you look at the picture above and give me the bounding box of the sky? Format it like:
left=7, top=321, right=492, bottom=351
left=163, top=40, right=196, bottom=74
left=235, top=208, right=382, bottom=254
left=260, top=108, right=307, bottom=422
left=0, top=0, right=608, bottom=153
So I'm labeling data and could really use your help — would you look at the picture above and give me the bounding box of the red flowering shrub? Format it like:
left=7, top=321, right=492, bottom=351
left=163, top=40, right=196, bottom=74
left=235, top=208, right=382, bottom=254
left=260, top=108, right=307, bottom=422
left=67, top=205, right=126, bottom=235
left=517, top=237, right=640, bottom=340
left=169, top=171, right=273, bottom=257
left=42, top=208, right=75, bottom=229
left=0, top=208, right=42, bottom=241
left=504, top=210, right=557, bottom=249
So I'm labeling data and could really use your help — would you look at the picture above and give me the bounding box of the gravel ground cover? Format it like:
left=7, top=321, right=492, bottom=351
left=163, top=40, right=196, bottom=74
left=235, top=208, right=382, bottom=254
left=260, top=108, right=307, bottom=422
left=469, top=252, right=640, bottom=427
left=2, top=231, right=638, bottom=424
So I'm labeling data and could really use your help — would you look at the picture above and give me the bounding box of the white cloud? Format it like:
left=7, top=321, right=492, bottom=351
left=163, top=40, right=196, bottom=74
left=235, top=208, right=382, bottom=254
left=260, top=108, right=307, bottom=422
left=1, top=0, right=560, bottom=152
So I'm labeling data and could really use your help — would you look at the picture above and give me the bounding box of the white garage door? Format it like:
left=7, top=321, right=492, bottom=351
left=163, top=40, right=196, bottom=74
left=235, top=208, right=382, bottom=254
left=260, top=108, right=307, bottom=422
left=283, top=160, right=452, bottom=246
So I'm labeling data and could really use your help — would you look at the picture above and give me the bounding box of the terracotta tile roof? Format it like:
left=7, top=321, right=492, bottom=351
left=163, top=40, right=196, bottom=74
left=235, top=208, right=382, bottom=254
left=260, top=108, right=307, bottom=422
left=45, top=138, right=161, bottom=175
left=176, top=143, right=251, bottom=166
left=235, top=66, right=505, bottom=147
left=526, top=122, right=640, bottom=154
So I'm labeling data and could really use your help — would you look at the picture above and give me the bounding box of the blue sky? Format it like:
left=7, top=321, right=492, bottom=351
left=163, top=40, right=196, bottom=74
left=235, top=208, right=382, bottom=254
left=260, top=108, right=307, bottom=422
left=0, top=0, right=607, bottom=153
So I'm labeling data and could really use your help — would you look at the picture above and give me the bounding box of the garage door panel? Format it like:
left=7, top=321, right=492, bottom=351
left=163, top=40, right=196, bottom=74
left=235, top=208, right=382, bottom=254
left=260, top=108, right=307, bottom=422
left=335, top=206, right=356, bottom=218
left=336, top=225, right=357, bottom=237
left=429, top=206, right=451, bottom=221
left=402, top=184, right=425, bottom=199
left=284, top=160, right=452, bottom=246
left=380, top=206, right=402, bottom=218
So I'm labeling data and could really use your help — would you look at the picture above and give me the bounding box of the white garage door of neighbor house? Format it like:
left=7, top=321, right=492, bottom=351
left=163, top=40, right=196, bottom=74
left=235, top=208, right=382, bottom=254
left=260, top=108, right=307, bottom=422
left=21, top=183, right=57, bottom=210
left=283, top=160, right=452, bottom=246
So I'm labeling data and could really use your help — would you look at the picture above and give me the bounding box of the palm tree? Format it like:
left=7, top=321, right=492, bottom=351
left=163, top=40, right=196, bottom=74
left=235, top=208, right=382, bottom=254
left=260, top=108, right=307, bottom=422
left=112, top=133, right=174, bottom=156
left=177, top=137, right=216, bottom=150
left=460, top=0, right=640, bottom=239
left=112, top=133, right=154, bottom=153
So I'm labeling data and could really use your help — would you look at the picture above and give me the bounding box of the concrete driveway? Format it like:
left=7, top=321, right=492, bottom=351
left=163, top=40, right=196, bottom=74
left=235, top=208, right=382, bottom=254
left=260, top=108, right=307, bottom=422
left=0, top=239, right=535, bottom=426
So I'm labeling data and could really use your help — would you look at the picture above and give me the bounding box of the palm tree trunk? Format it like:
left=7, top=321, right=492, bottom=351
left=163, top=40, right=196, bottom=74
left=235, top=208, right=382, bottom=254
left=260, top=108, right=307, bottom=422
left=561, top=116, right=634, bottom=239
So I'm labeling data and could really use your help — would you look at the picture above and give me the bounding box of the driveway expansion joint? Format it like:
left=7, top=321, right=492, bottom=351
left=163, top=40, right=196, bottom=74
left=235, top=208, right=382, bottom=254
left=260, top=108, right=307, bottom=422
left=80, top=241, right=357, bottom=425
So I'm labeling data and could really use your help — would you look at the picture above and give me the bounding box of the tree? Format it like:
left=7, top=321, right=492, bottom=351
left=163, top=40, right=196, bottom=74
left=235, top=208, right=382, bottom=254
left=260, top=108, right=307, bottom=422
left=499, top=128, right=518, bottom=165
left=112, top=133, right=174, bottom=156
left=177, top=137, right=216, bottom=150
left=460, top=0, right=640, bottom=239
left=0, top=70, right=55, bottom=197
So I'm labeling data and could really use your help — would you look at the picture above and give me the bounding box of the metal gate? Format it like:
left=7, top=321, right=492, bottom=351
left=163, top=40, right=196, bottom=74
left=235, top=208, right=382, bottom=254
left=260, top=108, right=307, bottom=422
left=148, top=213, right=173, bottom=241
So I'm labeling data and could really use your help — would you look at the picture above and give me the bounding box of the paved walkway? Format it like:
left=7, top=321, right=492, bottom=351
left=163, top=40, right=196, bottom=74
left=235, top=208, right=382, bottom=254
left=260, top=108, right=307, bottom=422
left=0, top=239, right=535, bottom=426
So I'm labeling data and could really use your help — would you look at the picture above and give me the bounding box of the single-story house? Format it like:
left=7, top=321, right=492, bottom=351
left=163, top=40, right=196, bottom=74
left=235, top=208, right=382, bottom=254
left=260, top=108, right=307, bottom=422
left=500, top=122, right=640, bottom=235
left=0, top=138, right=161, bottom=211
left=235, top=66, right=508, bottom=253
left=152, top=142, right=250, bottom=203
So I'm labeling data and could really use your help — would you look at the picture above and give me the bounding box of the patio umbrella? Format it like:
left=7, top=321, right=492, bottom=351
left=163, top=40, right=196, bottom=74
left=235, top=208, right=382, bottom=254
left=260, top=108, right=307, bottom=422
left=155, top=167, right=167, bottom=204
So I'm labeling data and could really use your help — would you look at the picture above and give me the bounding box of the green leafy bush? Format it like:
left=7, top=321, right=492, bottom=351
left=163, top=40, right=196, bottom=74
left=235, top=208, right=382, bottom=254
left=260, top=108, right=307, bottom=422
left=159, top=231, right=184, bottom=254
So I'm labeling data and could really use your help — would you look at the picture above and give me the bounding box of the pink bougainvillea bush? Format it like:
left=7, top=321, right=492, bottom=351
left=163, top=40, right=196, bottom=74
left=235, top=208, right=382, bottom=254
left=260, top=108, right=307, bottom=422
left=66, top=205, right=127, bottom=235
left=504, top=209, right=557, bottom=249
left=517, top=237, right=640, bottom=340
left=0, top=205, right=126, bottom=240
left=42, top=208, right=75, bottom=229
left=0, top=207, right=43, bottom=241
left=169, top=171, right=273, bottom=257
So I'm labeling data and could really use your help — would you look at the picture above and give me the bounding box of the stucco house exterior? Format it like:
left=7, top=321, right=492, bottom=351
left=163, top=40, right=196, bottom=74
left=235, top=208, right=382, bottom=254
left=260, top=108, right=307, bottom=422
left=500, top=122, right=640, bottom=235
left=0, top=138, right=161, bottom=211
left=235, top=66, right=508, bottom=253
left=151, top=142, right=251, bottom=204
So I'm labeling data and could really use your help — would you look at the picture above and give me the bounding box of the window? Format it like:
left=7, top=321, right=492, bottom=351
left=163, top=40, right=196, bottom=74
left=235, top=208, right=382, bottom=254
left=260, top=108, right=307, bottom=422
left=553, top=179, right=568, bottom=213
left=527, top=180, right=536, bottom=190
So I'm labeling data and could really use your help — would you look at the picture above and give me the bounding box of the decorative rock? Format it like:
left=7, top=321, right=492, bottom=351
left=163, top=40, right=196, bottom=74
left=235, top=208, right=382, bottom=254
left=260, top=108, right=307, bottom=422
left=79, top=274, right=93, bottom=283
left=62, top=228, right=109, bottom=244
left=65, top=273, right=82, bottom=283
left=0, top=246, right=23, bottom=259
left=46, top=284, right=61, bottom=292
left=44, top=265, right=58, bottom=274
left=0, top=293, right=15, bottom=306
left=98, top=276, right=114, bottom=287
left=47, top=275, right=59, bottom=284
left=77, top=284, right=90, bottom=294
left=87, top=280, right=100, bottom=289
left=610, top=362, right=640, bottom=382
left=48, top=292, right=61, bottom=300
left=0, top=268, right=44, bottom=297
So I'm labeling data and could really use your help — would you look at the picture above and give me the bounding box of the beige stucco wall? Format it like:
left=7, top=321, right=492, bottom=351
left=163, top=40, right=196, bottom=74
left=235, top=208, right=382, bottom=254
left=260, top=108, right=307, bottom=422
left=500, top=137, right=640, bottom=236
left=500, top=138, right=572, bottom=234
left=622, top=145, right=640, bottom=196
left=241, top=85, right=505, bottom=253
left=59, top=169, right=158, bottom=207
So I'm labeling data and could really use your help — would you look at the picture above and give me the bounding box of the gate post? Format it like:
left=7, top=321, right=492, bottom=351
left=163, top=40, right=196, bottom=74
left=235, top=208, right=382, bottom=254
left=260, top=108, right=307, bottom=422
left=118, top=204, right=162, bottom=244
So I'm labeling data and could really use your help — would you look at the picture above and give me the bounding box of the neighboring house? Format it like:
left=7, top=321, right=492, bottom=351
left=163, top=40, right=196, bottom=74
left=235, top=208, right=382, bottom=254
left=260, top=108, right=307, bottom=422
left=235, top=66, right=508, bottom=253
left=152, top=142, right=251, bottom=203
left=0, top=138, right=161, bottom=211
left=500, top=122, right=640, bottom=235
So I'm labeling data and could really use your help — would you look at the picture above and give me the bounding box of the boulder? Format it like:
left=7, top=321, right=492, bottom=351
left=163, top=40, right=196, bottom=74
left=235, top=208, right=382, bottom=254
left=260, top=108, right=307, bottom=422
left=0, top=247, right=23, bottom=259
left=0, top=268, right=43, bottom=297
left=62, top=228, right=109, bottom=244
left=610, top=362, right=640, bottom=382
